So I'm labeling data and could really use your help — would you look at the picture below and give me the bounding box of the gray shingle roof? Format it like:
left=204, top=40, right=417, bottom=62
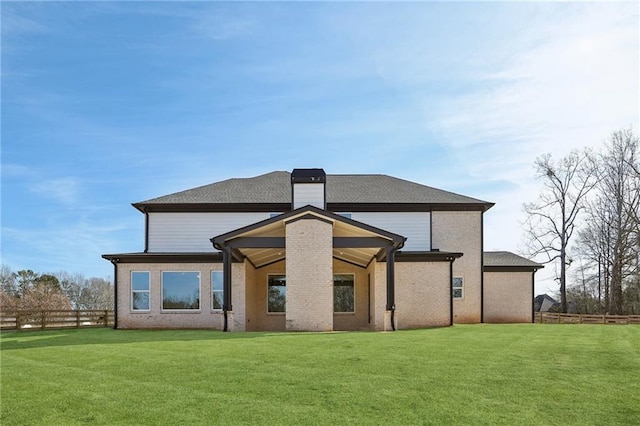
left=484, top=251, right=543, bottom=268
left=135, top=171, right=493, bottom=208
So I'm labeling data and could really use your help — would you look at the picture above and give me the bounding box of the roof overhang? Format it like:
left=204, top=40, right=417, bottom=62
left=102, top=252, right=230, bottom=264
left=211, top=205, right=406, bottom=268
left=484, top=265, right=544, bottom=272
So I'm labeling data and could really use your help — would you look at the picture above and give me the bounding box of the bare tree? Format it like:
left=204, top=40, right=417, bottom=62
left=523, top=150, right=598, bottom=312
left=598, top=129, right=639, bottom=314
left=77, top=277, right=114, bottom=310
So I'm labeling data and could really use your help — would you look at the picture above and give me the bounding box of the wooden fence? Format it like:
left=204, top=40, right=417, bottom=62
left=0, top=310, right=114, bottom=331
left=535, top=312, right=640, bottom=325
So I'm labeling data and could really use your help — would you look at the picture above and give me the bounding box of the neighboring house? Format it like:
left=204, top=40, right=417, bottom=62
left=103, top=169, right=543, bottom=331
left=534, top=294, right=560, bottom=313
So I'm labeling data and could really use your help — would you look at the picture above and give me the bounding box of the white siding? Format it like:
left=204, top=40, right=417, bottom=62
left=351, top=212, right=430, bottom=251
left=148, top=212, right=272, bottom=252
left=293, top=184, right=324, bottom=209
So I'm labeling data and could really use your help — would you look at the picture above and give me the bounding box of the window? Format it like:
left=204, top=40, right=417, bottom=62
left=131, top=271, right=150, bottom=311
left=162, top=271, right=200, bottom=310
left=211, top=271, right=223, bottom=310
left=334, top=274, right=355, bottom=313
left=268, top=275, right=286, bottom=313
left=453, top=277, right=464, bottom=299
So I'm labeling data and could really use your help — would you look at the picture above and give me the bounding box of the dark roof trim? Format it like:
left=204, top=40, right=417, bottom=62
left=394, top=251, right=464, bottom=262
left=133, top=203, right=290, bottom=213
left=284, top=213, right=334, bottom=226
left=484, top=266, right=543, bottom=272
left=102, top=253, right=234, bottom=264
left=212, top=204, right=407, bottom=248
left=133, top=202, right=493, bottom=214
left=328, top=203, right=493, bottom=212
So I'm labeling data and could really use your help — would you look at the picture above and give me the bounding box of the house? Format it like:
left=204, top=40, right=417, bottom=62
left=534, top=294, right=560, bottom=313
left=102, top=169, right=543, bottom=331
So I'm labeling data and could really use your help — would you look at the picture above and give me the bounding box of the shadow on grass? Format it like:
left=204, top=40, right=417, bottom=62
left=0, top=327, right=421, bottom=350
left=0, top=328, right=283, bottom=350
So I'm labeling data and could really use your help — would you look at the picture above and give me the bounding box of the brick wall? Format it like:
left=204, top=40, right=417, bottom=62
left=116, top=262, right=230, bottom=329
left=484, top=271, right=533, bottom=323
left=432, top=211, right=482, bottom=323
left=396, top=262, right=451, bottom=328
left=285, top=217, right=333, bottom=331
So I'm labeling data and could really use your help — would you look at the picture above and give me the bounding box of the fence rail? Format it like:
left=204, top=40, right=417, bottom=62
left=535, top=312, right=640, bottom=324
left=0, top=310, right=114, bottom=331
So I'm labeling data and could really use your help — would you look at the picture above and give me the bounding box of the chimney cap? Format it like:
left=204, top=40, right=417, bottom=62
left=291, top=168, right=326, bottom=183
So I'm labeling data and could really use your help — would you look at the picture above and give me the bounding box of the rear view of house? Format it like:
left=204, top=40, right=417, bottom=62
left=103, top=169, right=542, bottom=331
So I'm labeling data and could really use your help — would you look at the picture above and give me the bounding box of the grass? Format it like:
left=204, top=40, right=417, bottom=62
left=1, top=325, right=639, bottom=425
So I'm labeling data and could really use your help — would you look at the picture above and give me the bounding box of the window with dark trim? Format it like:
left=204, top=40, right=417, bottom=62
left=334, top=274, right=355, bottom=313
left=162, top=271, right=200, bottom=310
left=268, top=275, right=286, bottom=313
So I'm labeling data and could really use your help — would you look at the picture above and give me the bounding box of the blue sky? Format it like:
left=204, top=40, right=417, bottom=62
left=2, top=1, right=638, bottom=295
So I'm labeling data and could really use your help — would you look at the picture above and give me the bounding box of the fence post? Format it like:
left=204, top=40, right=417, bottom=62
left=104, top=310, right=109, bottom=327
left=40, top=311, right=46, bottom=330
left=76, top=310, right=81, bottom=328
left=16, top=312, right=21, bottom=330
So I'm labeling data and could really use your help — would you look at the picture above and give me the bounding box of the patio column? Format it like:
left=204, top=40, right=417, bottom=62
left=285, top=215, right=333, bottom=331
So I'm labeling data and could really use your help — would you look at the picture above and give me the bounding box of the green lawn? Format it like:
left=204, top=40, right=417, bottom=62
left=1, top=325, right=639, bottom=425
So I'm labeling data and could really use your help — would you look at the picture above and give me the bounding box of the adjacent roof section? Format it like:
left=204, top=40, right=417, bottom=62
left=484, top=251, right=544, bottom=271
left=134, top=171, right=494, bottom=212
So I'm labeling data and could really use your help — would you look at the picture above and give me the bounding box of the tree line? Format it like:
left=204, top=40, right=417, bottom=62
left=0, top=264, right=113, bottom=312
left=524, top=128, right=639, bottom=314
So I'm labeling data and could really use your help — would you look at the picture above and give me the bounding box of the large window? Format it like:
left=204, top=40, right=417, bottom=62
left=162, top=271, right=200, bottom=310
left=212, top=271, right=223, bottom=310
left=453, top=277, right=464, bottom=299
left=268, top=275, right=286, bottom=313
left=131, top=271, right=150, bottom=311
left=334, top=274, right=355, bottom=313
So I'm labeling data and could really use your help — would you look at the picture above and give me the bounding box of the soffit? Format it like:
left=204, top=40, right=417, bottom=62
left=214, top=207, right=404, bottom=268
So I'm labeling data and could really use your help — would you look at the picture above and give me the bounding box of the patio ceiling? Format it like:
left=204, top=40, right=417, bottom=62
left=212, top=207, right=405, bottom=269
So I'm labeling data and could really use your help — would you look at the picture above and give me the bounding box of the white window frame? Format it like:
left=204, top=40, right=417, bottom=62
left=131, top=271, right=150, bottom=311
left=267, top=274, right=286, bottom=314
left=161, top=271, right=201, bottom=311
left=211, top=271, right=223, bottom=311
left=453, top=276, right=464, bottom=299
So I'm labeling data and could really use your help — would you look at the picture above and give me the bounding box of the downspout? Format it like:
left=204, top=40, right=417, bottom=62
left=143, top=208, right=149, bottom=253
left=213, top=240, right=233, bottom=332
left=110, top=258, right=119, bottom=329
left=386, top=241, right=404, bottom=331
left=449, top=258, right=454, bottom=326
left=531, top=270, right=537, bottom=323
left=480, top=211, right=484, bottom=323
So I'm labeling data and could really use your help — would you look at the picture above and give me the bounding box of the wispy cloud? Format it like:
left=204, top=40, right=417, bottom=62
left=428, top=3, right=638, bottom=179
left=29, top=177, right=80, bottom=205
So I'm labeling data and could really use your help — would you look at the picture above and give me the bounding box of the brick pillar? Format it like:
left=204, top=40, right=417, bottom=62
left=285, top=216, right=333, bottom=331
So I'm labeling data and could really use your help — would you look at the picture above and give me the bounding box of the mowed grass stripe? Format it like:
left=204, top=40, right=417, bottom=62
left=1, top=325, right=639, bottom=425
